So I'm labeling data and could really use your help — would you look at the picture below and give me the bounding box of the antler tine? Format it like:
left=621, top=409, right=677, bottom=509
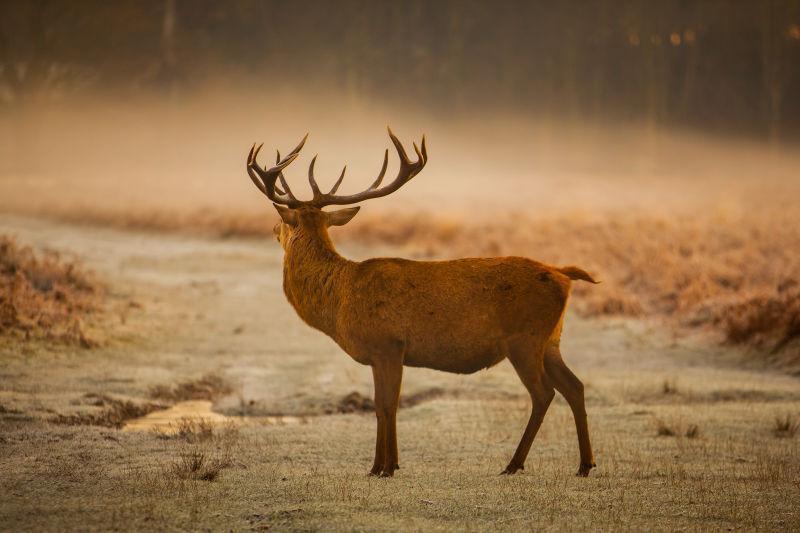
left=246, top=136, right=306, bottom=206
left=287, top=133, right=309, bottom=159
left=368, top=149, right=389, bottom=190
left=387, top=127, right=410, bottom=165
left=308, top=156, right=323, bottom=199
left=247, top=144, right=268, bottom=195
left=278, top=173, right=296, bottom=200
left=274, top=149, right=299, bottom=200
left=308, top=128, right=427, bottom=207
left=273, top=150, right=286, bottom=196
left=329, top=165, right=347, bottom=194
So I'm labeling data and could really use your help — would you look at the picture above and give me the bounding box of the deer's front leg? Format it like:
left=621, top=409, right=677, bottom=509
left=369, top=366, right=387, bottom=476
left=371, top=355, right=404, bottom=477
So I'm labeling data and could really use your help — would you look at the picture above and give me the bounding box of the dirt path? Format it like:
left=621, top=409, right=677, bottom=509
left=1, top=214, right=799, bottom=531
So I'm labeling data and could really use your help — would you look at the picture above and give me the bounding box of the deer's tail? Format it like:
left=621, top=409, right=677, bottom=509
left=558, top=266, right=600, bottom=284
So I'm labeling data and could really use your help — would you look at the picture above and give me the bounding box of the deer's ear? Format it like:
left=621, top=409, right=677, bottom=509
left=273, top=204, right=298, bottom=226
left=325, top=206, right=360, bottom=227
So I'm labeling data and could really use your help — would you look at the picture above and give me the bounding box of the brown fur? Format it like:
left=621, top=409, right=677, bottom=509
left=272, top=206, right=597, bottom=477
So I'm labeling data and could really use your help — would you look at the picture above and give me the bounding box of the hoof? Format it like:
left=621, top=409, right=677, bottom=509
left=375, top=463, right=398, bottom=478
left=500, top=463, right=524, bottom=475
left=575, top=462, right=596, bottom=477
left=368, top=465, right=382, bottom=477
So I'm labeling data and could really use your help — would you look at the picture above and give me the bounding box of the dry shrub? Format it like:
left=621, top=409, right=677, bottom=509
left=171, top=417, right=215, bottom=442
left=655, top=418, right=700, bottom=438
left=773, top=415, right=799, bottom=438
left=149, top=373, right=233, bottom=402
left=51, top=394, right=164, bottom=428
left=662, top=379, right=678, bottom=395
left=171, top=450, right=231, bottom=481
left=720, top=289, right=800, bottom=354
left=0, top=235, right=102, bottom=346
left=656, top=419, right=677, bottom=437
left=335, top=387, right=448, bottom=414
left=336, top=391, right=374, bottom=413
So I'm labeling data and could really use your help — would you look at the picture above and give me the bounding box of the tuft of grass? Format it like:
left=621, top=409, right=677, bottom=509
left=334, top=388, right=449, bottom=414
left=656, top=419, right=677, bottom=437
left=335, top=391, right=374, bottom=413
left=153, top=417, right=239, bottom=443
left=0, top=235, right=102, bottom=346
left=662, top=379, right=678, bottom=395
left=685, top=424, right=700, bottom=439
left=149, top=373, right=233, bottom=402
left=773, top=414, right=799, bottom=438
left=170, top=450, right=231, bottom=482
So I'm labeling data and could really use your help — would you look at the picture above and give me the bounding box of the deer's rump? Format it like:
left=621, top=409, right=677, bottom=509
left=339, top=256, right=572, bottom=373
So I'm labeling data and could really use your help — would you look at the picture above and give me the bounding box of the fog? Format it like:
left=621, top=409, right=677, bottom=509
left=2, top=0, right=798, bottom=224
left=3, top=85, right=799, bottom=226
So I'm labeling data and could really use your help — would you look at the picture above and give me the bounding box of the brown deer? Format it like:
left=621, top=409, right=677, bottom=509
left=246, top=129, right=597, bottom=477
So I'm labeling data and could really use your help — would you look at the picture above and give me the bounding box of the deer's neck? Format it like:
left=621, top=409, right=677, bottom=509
left=282, top=227, right=351, bottom=337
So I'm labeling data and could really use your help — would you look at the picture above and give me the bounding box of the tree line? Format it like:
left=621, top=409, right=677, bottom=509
left=1, top=0, right=799, bottom=140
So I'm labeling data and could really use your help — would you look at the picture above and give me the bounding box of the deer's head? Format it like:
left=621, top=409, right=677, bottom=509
left=246, top=128, right=427, bottom=251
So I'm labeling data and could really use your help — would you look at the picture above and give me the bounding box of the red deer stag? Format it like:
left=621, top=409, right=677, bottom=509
left=246, top=129, right=597, bottom=477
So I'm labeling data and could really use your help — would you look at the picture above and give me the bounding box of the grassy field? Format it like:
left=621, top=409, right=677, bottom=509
left=2, top=215, right=799, bottom=531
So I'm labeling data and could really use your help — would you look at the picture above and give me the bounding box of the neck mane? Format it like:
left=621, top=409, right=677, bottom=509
left=282, top=222, right=351, bottom=337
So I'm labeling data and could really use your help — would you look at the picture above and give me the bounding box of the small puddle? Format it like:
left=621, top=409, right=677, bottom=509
left=123, top=400, right=306, bottom=433
left=123, top=400, right=230, bottom=433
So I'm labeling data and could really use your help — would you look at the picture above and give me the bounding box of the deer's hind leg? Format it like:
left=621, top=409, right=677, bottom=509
left=502, top=336, right=555, bottom=475
left=544, top=346, right=595, bottom=477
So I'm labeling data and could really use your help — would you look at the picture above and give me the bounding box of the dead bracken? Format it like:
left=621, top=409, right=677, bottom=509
left=0, top=235, right=103, bottom=347
left=149, top=373, right=233, bottom=402
left=37, top=208, right=800, bottom=373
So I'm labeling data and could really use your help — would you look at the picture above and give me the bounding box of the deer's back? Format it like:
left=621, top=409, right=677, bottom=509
left=335, top=256, right=570, bottom=373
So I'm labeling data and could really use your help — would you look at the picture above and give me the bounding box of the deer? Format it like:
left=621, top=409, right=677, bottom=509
left=245, top=128, right=598, bottom=478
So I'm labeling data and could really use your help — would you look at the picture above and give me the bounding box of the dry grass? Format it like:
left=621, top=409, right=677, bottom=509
left=662, top=379, right=678, bottom=395
left=28, top=205, right=800, bottom=372
left=0, top=235, right=102, bottom=347
left=655, top=418, right=701, bottom=439
left=773, top=414, right=799, bottom=438
left=685, top=424, right=700, bottom=439
left=655, top=419, right=678, bottom=437
left=170, top=450, right=232, bottom=482
left=50, top=394, right=164, bottom=429
left=334, top=388, right=450, bottom=414
left=149, top=373, right=233, bottom=402
left=153, top=417, right=239, bottom=443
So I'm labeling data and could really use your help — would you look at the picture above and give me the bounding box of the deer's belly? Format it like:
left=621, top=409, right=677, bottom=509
left=404, top=341, right=506, bottom=374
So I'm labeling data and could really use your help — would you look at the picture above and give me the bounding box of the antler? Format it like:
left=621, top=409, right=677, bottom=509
left=246, top=127, right=427, bottom=208
left=247, top=134, right=308, bottom=207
